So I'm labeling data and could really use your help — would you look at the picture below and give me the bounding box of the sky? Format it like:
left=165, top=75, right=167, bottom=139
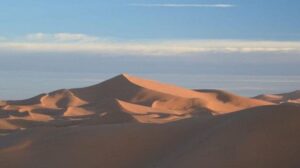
left=0, top=0, right=300, bottom=75
left=0, top=0, right=300, bottom=40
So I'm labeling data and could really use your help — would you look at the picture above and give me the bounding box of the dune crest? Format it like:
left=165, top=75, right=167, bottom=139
left=0, top=74, right=299, bottom=168
left=254, top=90, right=300, bottom=104
left=0, top=74, right=272, bottom=132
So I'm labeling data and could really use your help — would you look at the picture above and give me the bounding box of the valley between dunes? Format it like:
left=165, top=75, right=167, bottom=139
left=0, top=74, right=299, bottom=168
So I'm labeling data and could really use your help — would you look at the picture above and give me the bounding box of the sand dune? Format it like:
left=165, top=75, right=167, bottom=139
left=0, top=104, right=299, bottom=168
left=0, top=74, right=299, bottom=168
left=0, top=74, right=271, bottom=132
left=158, top=103, right=300, bottom=168
left=254, top=90, right=300, bottom=104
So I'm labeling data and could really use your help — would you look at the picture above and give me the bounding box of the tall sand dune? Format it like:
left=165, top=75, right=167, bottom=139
left=0, top=74, right=271, bottom=131
left=0, top=74, right=298, bottom=168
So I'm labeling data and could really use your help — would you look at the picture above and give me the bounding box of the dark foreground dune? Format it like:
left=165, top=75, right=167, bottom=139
left=0, top=74, right=299, bottom=168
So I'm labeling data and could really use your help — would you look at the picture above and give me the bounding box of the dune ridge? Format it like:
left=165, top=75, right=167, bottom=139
left=254, top=90, right=300, bottom=104
left=0, top=74, right=299, bottom=168
left=0, top=74, right=271, bottom=132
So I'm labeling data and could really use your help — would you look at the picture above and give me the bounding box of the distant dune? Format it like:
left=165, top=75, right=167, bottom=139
left=0, top=74, right=299, bottom=168
left=254, top=90, right=300, bottom=104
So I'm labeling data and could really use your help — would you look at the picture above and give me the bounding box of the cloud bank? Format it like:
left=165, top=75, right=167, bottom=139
left=25, top=33, right=99, bottom=42
left=0, top=33, right=300, bottom=56
left=128, top=3, right=235, bottom=8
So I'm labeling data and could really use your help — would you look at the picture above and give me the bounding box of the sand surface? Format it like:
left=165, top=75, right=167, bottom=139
left=254, top=90, right=300, bottom=104
left=0, top=74, right=299, bottom=168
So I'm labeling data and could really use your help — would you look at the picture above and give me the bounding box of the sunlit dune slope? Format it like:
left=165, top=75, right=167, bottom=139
left=0, top=74, right=271, bottom=132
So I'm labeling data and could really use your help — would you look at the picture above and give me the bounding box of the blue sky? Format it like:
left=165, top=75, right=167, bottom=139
left=1, top=0, right=300, bottom=99
left=0, top=0, right=299, bottom=76
left=0, top=0, right=299, bottom=40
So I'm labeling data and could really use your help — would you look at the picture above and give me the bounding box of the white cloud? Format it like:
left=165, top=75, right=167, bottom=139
left=0, top=33, right=300, bottom=56
left=53, top=33, right=99, bottom=42
left=26, top=33, right=49, bottom=41
left=128, top=3, right=235, bottom=8
left=25, top=33, right=99, bottom=42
